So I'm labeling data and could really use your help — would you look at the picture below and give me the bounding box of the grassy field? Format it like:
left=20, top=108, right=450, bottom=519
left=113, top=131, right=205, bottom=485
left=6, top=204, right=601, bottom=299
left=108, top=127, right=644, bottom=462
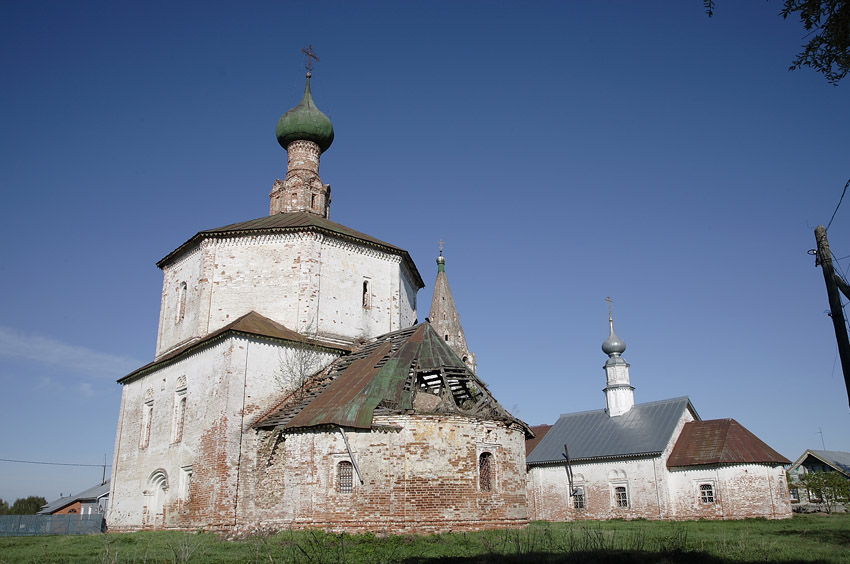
left=1, top=514, right=848, bottom=564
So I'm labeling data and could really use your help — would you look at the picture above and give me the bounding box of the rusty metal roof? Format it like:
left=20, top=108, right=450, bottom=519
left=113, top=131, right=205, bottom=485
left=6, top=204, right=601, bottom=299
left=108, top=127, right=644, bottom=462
left=526, top=397, right=696, bottom=465
left=255, top=323, right=529, bottom=435
left=156, top=211, right=424, bottom=289
left=666, top=419, right=790, bottom=468
left=525, top=425, right=551, bottom=456
left=117, top=311, right=350, bottom=385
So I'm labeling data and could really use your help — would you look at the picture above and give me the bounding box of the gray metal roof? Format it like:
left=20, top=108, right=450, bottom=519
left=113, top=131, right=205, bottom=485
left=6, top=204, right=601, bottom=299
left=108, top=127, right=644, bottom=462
left=809, top=450, right=850, bottom=476
left=526, top=397, right=696, bottom=465
left=38, top=480, right=110, bottom=514
left=791, top=449, right=850, bottom=478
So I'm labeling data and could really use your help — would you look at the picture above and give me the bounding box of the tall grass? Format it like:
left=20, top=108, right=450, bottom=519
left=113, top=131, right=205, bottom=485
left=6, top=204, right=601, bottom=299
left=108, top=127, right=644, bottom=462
left=0, top=514, right=847, bottom=564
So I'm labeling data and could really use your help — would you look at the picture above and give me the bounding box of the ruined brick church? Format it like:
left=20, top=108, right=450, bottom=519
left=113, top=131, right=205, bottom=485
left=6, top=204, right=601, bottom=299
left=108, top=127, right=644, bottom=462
left=107, top=72, right=530, bottom=534
left=108, top=71, right=791, bottom=533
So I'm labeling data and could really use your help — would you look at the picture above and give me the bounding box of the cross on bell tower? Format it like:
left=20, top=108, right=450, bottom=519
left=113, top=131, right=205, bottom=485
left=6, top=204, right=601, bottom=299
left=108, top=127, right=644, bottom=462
left=301, top=45, right=320, bottom=74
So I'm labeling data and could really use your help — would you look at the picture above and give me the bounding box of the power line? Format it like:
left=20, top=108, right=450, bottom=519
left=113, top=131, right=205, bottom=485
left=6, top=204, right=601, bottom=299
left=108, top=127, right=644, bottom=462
left=826, top=178, right=850, bottom=231
left=0, top=458, right=110, bottom=468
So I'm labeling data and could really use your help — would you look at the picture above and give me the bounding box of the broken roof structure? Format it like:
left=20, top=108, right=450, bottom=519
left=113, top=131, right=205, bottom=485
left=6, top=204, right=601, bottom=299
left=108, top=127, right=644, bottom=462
left=256, top=322, right=529, bottom=434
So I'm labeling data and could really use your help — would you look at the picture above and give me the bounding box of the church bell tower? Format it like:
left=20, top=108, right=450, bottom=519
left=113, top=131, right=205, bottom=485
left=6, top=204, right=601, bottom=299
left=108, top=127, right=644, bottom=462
left=602, top=299, right=634, bottom=417
left=269, top=69, right=335, bottom=217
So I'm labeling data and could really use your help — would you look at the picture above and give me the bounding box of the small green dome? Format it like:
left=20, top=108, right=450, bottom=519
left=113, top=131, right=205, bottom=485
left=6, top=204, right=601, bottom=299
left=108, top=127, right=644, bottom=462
left=276, top=73, right=334, bottom=153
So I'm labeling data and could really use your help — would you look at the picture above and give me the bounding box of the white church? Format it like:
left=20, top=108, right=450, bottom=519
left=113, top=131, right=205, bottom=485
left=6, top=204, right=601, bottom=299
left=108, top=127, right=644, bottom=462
left=107, top=69, right=791, bottom=534
left=107, top=71, right=530, bottom=534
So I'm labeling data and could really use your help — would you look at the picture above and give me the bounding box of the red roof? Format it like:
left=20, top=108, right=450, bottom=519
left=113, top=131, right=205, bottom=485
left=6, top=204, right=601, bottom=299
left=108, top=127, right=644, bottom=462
left=525, top=424, right=552, bottom=457
left=118, top=311, right=350, bottom=384
left=667, top=419, right=790, bottom=468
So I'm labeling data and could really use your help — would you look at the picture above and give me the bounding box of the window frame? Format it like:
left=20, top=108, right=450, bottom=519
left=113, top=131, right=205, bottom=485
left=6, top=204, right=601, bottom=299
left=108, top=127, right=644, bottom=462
left=176, top=281, right=187, bottom=323
left=698, top=482, right=716, bottom=504
left=613, top=485, right=629, bottom=508
left=337, top=460, right=354, bottom=494
left=572, top=486, right=586, bottom=510
left=362, top=278, right=372, bottom=309
left=478, top=451, right=494, bottom=492
left=140, top=397, right=154, bottom=449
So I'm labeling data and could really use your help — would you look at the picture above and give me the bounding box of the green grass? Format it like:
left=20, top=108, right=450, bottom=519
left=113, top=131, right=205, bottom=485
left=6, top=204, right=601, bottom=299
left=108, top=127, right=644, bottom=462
left=1, top=514, right=848, bottom=564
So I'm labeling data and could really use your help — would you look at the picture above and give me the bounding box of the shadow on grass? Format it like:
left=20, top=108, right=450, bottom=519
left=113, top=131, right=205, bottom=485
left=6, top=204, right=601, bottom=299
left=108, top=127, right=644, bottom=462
left=401, top=551, right=835, bottom=564
left=772, top=527, right=850, bottom=547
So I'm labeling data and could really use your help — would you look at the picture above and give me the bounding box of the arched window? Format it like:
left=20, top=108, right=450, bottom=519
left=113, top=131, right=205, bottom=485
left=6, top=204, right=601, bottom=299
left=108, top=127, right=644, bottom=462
left=140, top=398, right=154, bottom=449
left=174, top=396, right=186, bottom=442
left=172, top=377, right=187, bottom=443
left=176, top=282, right=187, bottom=323
left=337, top=461, right=353, bottom=493
left=614, top=486, right=629, bottom=508
left=479, top=452, right=493, bottom=491
left=572, top=473, right=586, bottom=510
left=362, top=280, right=371, bottom=309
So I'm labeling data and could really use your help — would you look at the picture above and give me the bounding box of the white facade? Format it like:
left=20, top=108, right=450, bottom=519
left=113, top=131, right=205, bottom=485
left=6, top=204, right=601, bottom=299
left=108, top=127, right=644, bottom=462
left=527, top=405, right=695, bottom=521
left=109, top=334, right=339, bottom=529
left=666, top=464, right=791, bottom=519
left=156, top=232, right=418, bottom=358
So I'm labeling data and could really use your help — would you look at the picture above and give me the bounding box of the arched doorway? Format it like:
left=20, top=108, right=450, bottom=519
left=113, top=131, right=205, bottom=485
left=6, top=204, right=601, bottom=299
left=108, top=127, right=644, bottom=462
left=144, top=469, right=168, bottom=527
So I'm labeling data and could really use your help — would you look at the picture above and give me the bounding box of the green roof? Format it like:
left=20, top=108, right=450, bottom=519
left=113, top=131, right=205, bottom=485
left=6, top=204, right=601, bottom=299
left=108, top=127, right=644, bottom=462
left=276, top=74, right=334, bottom=153
left=256, top=323, right=530, bottom=435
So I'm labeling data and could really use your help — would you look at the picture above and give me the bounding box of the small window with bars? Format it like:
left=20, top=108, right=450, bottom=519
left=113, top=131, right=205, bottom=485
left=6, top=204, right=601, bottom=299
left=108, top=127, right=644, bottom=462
left=614, top=486, right=628, bottom=508
left=699, top=483, right=715, bottom=504
left=573, top=487, right=585, bottom=510
left=479, top=452, right=493, bottom=491
left=337, top=461, right=353, bottom=493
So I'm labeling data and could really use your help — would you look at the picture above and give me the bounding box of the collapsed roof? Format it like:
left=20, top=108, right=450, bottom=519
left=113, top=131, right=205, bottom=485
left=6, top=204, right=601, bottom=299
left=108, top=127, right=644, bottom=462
left=255, top=323, right=530, bottom=435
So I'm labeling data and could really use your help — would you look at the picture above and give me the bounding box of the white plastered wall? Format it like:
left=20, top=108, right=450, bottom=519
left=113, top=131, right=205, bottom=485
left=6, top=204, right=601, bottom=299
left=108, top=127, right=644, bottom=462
left=108, top=334, right=339, bottom=530
left=156, top=233, right=419, bottom=357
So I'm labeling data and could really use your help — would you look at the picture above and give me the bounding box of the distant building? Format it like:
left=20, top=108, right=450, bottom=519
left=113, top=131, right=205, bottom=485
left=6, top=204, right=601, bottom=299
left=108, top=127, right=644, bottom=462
left=39, top=481, right=109, bottom=516
left=526, top=315, right=792, bottom=520
left=787, top=450, right=850, bottom=505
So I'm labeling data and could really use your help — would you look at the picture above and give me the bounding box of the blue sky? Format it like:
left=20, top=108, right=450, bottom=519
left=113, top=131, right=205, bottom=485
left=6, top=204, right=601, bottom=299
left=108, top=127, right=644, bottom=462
left=1, top=1, right=848, bottom=503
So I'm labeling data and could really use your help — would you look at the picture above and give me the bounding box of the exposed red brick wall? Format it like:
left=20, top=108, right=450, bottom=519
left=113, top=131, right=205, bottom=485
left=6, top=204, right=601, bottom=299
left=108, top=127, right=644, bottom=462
left=53, top=501, right=82, bottom=515
left=235, top=415, right=529, bottom=534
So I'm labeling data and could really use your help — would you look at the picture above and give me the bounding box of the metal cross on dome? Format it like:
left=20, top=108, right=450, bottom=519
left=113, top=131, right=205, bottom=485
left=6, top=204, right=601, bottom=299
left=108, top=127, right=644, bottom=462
left=301, top=45, right=320, bottom=72
left=605, top=296, right=613, bottom=319
left=438, top=239, right=445, bottom=256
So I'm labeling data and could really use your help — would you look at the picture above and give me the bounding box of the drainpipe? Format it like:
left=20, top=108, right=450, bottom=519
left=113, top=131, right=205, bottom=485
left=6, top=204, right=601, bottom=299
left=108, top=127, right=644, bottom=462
left=339, top=427, right=364, bottom=484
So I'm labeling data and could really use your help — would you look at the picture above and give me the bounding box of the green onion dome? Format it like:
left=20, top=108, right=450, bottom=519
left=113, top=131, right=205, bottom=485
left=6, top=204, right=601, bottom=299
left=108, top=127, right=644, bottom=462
left=276, top=73, right=334, bottom=153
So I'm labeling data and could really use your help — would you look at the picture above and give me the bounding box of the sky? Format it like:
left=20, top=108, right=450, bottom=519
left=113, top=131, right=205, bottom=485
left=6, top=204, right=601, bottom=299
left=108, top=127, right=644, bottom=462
left=1, top=1, right=848, bottom=504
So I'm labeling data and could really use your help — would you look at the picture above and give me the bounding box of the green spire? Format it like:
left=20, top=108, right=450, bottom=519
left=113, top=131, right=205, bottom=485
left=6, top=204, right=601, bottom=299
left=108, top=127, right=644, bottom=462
left=276, top=73, right=335, bottom=153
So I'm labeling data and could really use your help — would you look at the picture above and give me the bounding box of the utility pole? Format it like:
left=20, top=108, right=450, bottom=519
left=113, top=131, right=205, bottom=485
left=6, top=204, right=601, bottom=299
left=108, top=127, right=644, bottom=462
left=814, top=225, right=850, bottom=409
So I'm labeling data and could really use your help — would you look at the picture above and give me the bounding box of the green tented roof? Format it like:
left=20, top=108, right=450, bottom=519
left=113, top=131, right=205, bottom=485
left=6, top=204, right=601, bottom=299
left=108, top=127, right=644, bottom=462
left=255, top=323, right=529, bottom=435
